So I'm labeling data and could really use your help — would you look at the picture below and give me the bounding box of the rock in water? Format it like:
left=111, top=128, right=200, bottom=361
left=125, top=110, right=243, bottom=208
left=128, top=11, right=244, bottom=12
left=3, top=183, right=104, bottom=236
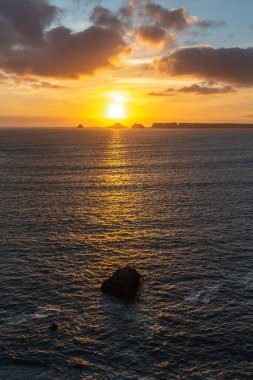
left=101, top=265, right=142, bottom=299
left=48, top=323, right=59, bottom=331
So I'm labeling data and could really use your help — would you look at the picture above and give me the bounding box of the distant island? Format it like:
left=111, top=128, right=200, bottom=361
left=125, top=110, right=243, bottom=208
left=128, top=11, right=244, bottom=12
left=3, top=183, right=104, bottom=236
left=151, top=123, right=253, bottom=129
left=131, top=123, right=145, bottom=129
left=75, top=122, right=253, bottom=129
left=109, top=122, right=126, bottom=129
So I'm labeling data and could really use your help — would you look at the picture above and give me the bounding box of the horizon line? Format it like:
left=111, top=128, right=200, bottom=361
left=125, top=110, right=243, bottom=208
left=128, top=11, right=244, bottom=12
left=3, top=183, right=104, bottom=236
left=1, top=122, right=253, bottom=129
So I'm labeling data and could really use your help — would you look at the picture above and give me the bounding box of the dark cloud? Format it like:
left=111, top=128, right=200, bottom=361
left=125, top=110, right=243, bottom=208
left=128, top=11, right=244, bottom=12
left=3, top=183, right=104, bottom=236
left=118, top=5, right=134, bottom=29
left=24, top=78, right=66, bottom=89
left=0, top=0, right=57, bottom=46
left=90, top=4, right=135, bottom=32
left=149, top=89, right=174, bottom=96
left=0, top=70, right=66, bottom=88
left=177, top=82, right=235, bottom=95
left=90, top=6, right=123, bottom=31
left=143, top=3, right=196, bottom=30
left=150, top=81, right=236, bottom=96
left=155, top=46, right=253, bottom=86
left=196, top=20, right=226, bottom=29
left=2, top=26, right=127, bottom=78
left=134, top=25, right=175, bottom=47
left=129, top=1, right=197, bottom=49
left=135, top=25, right=165, bottom=43
left=0, top=0, right=128, bottom=78
left=129, top=2, right=197, bottom=49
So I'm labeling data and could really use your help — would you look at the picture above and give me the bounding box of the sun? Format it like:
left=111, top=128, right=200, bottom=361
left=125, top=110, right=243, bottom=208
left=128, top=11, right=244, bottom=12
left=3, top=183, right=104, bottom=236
left=107, top=101, right=125, bottom=120
left=106, top=91, right=127, bottom=121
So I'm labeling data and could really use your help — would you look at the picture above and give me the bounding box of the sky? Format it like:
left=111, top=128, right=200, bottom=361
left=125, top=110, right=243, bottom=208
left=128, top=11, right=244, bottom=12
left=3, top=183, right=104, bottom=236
left=0, top=0, right=253, bottom=127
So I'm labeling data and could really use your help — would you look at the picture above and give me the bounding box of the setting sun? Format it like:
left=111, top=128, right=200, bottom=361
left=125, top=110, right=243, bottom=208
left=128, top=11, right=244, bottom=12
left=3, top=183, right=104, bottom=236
left=106, top=92, right=127, bottom=121
left=107, top=102, right=125, bottom=120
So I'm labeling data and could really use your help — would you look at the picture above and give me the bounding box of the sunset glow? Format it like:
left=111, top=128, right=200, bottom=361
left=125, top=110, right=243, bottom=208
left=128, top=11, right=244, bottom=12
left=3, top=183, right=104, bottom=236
left=0, top=0, right=252, bottom=127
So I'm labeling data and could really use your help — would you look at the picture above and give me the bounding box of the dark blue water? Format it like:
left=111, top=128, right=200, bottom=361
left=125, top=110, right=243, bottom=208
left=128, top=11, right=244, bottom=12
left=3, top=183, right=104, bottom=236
left=0, top=128, right=252, bottom=379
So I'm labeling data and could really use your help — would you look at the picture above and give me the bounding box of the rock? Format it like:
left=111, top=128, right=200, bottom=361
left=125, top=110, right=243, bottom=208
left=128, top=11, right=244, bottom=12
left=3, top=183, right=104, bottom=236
left=77, top=124, right=84, bottom=128
left=131, top=123, right=145, bottom=129
left=109, top=123, right=126, bottom=129
left=101, top=265, right=143, bottom=299
left=48, top=323, right=59, bottom=331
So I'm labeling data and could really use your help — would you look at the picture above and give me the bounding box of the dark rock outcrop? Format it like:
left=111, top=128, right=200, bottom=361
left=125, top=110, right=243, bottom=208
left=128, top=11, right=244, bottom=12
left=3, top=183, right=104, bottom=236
left=48, top=323, right=59, bottom=331
left=151, top=122, right=253, bottom=129
left=131, top=123, right=145, bottom=129
left=109, top=123, right=126, bottom=129
left=77, top=124, right=84, bottom=128
left=101, top=265, right=143, bottom=299
left=152, top=122, right=178, bottom=128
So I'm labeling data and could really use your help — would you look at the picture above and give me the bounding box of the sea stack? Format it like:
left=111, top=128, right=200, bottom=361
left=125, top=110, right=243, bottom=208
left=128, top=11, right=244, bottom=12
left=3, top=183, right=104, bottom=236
left=131, top=123, right=145, bottom=129
left=101, top=265, right=143, bottom=299
left=109, top=123, right=126, bottom=129
left=77, top=124, right=84, bottom=128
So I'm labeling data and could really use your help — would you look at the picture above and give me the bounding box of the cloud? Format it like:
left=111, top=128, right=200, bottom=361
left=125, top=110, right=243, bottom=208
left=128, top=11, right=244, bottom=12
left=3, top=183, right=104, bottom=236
left=90, top=4, right=136, bottom=32
left=0, top=0, right=58, bottom=46
left=150, top=81, right=236, bottom=96
left=23, top=78, right=66, bottom=89
left=196, top=20, right=226, bottom=29
left=1, top=26, right=128, bottom=78
left=0, top=70, right=16, bottom=83
left=0, top=0, right=128, bottom=78
left=154, top=46, right=253, bottom=86
left=130, top=2, right=197, bottom=49
left=134, top=25, right=175, bottom=48
left=90, top=6, right=123, bottom=31
left=1, top=0, right=235, bottom=84
left=0, top=71, right=5, bottom=82
left=142, top=3, right=196, bottom=30
left=0, top=70, right=66, bottom=88
left=177, top=82, right=235, bottom=95
left=149, top=89, right=174, bottom=96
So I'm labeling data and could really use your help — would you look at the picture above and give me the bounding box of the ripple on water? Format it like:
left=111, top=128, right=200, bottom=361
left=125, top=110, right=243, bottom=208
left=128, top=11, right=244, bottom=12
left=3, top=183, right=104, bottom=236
left=0, top=128, right=252, bottom=379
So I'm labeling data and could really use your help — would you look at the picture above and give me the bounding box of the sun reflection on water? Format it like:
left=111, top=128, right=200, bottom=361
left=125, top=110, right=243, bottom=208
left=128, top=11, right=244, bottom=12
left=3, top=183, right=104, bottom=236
left=94, top=130, right=143, bottom=270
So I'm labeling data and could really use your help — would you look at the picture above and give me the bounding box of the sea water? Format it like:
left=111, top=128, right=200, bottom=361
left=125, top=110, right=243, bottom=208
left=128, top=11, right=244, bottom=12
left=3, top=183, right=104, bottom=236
left=0, top=127, right=252, bottom=379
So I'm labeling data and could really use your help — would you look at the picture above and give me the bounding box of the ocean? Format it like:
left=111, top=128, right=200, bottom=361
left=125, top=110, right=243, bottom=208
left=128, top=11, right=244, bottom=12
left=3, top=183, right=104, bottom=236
left=0, top=127, right=252, bottom=379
